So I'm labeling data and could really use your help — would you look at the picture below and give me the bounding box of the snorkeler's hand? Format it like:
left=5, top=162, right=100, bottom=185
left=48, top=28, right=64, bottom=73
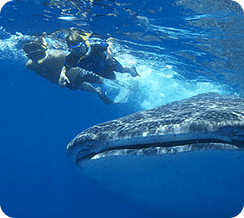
left=58, top=74, right=70, bottom=88
left=59, top=66, right=70, bottom=88
left=105, top=52, right=113, bottom=60
left=105, top=43, right=113, bottom=60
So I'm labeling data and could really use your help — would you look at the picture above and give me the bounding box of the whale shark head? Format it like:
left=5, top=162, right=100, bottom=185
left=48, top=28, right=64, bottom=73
left=67, top=92, right=244, bottom=218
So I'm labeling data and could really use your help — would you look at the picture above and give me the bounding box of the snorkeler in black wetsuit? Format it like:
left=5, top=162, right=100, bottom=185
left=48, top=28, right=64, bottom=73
left=59, top=29, right=140, bottom=88
left=23, top=36, right=113, bottom=105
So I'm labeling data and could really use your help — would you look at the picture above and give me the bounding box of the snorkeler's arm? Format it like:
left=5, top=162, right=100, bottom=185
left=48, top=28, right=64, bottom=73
left=58, top=66, right=70, bottom=88
left=106, top=45, right=113, bottom=60
left=106, top=38, right=113, bottom=60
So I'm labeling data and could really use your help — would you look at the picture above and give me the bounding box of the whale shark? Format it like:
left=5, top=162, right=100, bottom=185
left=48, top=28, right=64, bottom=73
left=67, top=92, right=244, bottom=218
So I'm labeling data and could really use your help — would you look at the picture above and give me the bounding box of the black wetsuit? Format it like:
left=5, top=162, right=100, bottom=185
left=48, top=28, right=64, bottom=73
left=66, top=68, right=102, bottom=90
left=65, top=43, right=123, bottom=80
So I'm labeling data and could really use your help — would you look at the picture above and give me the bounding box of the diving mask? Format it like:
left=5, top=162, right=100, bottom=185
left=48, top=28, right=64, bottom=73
left=69, top=42, right=87, bottom=55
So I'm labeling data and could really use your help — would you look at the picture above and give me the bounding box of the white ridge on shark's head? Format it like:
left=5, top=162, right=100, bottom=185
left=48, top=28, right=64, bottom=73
left=67, top=92, right=244, bottom=218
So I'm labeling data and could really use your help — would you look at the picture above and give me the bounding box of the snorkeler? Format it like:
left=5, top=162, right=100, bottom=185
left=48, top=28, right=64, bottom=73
left=58, top=29, right=139, bottom=88
left=23, top=37, right=113, bottom=105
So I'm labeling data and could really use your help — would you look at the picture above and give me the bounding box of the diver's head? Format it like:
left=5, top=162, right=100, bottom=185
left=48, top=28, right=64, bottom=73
left=23, top=37, right=48, bottom=61
left=66, top=30, right=86, bottom=47
left=66, top=30, right=87, bottom=56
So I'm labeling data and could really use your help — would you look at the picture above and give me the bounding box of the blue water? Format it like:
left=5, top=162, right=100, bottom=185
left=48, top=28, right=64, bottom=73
left=0, top=0, right=243, bottom=217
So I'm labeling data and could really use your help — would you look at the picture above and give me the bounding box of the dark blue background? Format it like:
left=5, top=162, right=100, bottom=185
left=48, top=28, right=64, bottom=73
left=0, top=57, right=149, bottom=218
left=1, top=0, right=244, bottom=217
left=0, top=46, right=148, bottom=218
left=0, top=1, right=151, bottom=217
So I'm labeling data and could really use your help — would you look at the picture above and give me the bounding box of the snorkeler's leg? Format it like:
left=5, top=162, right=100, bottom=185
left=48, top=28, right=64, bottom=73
left=121, top=66, right=140, bottom=77
left=109, top=58, right=140, bottom=77
left=81, top=70, right=104, bottom=84
left=96, top=76, right=104, bottom=84
left=79, top=82, right=113, bottom=105
left=96, top=87, right=114, bottom=105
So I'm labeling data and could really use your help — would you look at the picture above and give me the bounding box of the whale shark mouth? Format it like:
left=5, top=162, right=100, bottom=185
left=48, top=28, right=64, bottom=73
left=75, top=133, right=243, bottom=163
left=69, top=124, right=244, bottom=164
left=69, top=125, right=244, bottom=164
left=90, top=143, right=239, bottom=160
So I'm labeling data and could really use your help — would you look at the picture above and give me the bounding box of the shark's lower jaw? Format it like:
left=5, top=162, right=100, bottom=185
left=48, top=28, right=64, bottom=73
left=77, top=146, right=244, bottom=218
left=72, top=125, right=244, bottom=164
left=90, top=142, right=239, bottom=160
left=75, top=135, right=242, bottom=163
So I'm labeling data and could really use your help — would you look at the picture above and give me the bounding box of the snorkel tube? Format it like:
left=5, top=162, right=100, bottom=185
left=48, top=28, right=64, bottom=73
left=83, top=36, right=91, bottom=57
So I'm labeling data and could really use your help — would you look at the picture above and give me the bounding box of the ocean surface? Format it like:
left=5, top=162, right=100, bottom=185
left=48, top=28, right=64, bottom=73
left=0, top=0, right=243, bottom=217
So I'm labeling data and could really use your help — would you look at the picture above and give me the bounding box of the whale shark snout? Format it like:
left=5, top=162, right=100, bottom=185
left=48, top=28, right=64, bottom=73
left=67, top=93, right=244, bottom=218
